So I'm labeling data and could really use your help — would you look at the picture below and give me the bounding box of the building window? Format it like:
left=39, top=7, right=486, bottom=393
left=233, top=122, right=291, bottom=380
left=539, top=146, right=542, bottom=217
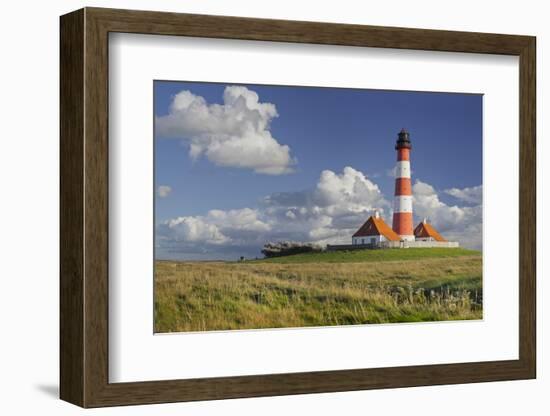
left=371, top=238, right=376, bottom=244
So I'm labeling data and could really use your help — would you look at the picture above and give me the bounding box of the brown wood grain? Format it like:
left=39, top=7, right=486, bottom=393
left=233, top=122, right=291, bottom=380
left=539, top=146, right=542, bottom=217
left=518, top=38, right=537, bottom=375
left=60, top=7, right=537, bottom=408
left=59, top=8, right=84, bottom=406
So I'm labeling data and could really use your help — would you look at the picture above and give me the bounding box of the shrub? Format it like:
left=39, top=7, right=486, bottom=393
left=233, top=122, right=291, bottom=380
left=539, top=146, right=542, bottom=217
left=261, top=241, right=323, bottom=258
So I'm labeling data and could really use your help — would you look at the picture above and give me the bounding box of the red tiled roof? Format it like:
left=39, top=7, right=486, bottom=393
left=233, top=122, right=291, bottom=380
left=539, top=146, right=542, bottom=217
left=353, top=216, right=401, bottom=241
left=414, top=222, right=446, bottom=242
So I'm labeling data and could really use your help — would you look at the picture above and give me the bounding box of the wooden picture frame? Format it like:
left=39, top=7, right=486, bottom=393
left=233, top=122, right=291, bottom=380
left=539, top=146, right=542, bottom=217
left=60, top=7, right=536, bottom=408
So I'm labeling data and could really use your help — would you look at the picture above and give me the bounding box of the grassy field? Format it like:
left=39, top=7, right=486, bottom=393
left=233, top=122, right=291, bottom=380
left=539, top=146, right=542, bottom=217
left=154, top=248, right=482, bottom=333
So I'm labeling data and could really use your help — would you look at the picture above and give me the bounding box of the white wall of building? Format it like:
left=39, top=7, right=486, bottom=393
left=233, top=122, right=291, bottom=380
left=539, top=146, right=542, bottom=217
left=352, top=235, right=386, bottom=245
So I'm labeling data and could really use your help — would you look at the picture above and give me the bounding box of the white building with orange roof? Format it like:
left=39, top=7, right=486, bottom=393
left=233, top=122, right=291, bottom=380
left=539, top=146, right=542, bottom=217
left=351, top=211, right=400, bottom=247
left=344, top=213, right=459, bottom=249
left=414, top=218, right=447, bottom=242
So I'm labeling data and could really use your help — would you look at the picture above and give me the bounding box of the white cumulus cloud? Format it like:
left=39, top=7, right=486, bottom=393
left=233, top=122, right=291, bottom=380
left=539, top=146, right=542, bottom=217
left=444, top=185, right=482, bottom=205
left=155, top=86, right=295, bottom=175
left=262, top=167, right=391, bottom=245
left=158, top=208, right=271, bottom=254
left=413, top=180, right=482, bottom=249
left=164, top=216, right=230, bottom=245
left=156, top=170, right=483, bottom=258
left=157, top=185, right=172, bottom=198
left=157, top=167, right=390, bottom=257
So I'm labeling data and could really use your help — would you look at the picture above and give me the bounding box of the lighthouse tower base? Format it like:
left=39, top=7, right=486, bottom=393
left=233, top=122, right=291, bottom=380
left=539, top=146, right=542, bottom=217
left=399, top=235, right=416, bottom=242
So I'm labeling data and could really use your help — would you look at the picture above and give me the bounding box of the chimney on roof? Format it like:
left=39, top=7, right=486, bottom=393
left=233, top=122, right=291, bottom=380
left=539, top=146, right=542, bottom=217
left=374, top=211, right=380, bottom=219
left=423, top=218, right=427, bottom=224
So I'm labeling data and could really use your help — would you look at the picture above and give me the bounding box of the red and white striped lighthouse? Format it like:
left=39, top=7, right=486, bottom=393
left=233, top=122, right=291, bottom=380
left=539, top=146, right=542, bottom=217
left=392, top=128, right=415, bottom=241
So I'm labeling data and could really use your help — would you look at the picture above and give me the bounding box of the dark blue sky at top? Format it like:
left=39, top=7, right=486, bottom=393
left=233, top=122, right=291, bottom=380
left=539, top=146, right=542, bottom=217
left=154, top=80, right=482, bottom=224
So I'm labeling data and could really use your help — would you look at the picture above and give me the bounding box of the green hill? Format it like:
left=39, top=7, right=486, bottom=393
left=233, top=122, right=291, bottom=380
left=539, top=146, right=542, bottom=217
left=254, top=247, right=481, bottom=264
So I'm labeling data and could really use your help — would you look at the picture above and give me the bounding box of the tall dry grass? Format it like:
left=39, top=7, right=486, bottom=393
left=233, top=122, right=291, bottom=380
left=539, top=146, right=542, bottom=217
left=154, top=255, right=482, bottom=333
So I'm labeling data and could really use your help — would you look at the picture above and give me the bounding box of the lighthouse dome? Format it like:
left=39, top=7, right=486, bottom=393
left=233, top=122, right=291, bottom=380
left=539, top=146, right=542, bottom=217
left=395, top=128, right=412, bottom=150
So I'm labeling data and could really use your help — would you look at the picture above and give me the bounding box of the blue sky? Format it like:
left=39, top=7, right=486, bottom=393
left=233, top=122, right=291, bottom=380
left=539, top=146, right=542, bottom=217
left=154, top=81, right=482, bottom=260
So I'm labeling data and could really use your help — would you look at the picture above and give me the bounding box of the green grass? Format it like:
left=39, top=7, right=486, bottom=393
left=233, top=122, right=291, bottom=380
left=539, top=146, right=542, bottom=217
left=253, top=247, right=480, bottom=264
left=155, top=248, right=482, bottom=333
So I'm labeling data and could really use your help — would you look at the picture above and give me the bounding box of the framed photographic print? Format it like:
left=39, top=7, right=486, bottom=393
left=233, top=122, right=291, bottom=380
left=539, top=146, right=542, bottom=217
left=60, top=7, right=536, bottom=408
